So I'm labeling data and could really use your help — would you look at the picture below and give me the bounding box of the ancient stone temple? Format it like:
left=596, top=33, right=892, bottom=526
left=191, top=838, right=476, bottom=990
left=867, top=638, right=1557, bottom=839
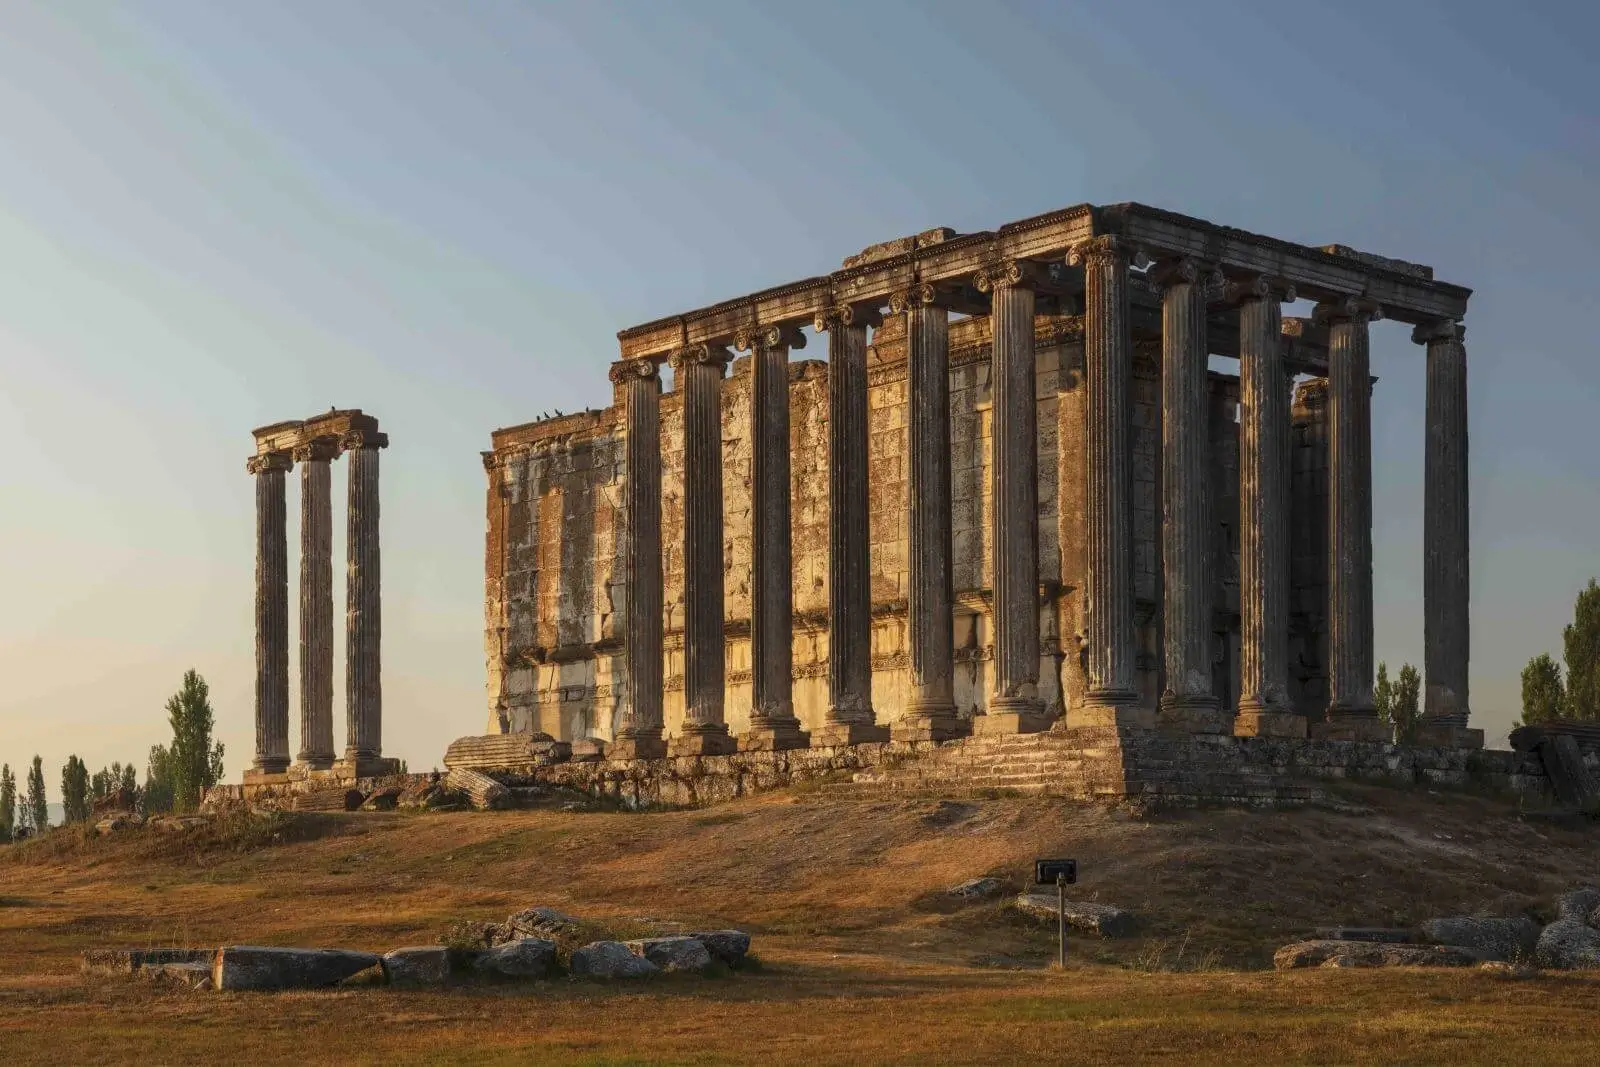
left=482, top=203, right=1479, bottom=762
left=245, top=409, right=398, bottom=782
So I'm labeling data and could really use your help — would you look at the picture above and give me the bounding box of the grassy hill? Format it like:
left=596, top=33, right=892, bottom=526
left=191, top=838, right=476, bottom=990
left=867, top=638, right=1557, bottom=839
left=2, top=782, right=1599, bottom=1064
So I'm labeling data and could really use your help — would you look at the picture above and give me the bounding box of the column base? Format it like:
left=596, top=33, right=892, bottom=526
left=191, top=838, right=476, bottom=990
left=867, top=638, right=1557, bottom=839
left=1413, top=723, right=1485, bottom=750
left=1310, top=716, right=1393, bottom=743
left=738, top=722, right=811, bottom=752
left=607, top=736, right=667, bottom=761
left=332, top=756, right=402, bottom=779
left=891, top=701, right=963, bottom=742
left=973, top=701, right=1052, bottom=736
left=1157, top=698, right=1231, bottom=735
left=1064, top=701, right=1155, bottom=731
left=812, top=721, right=891, bottom=747
left=243, top=767, right=291, bottom=785
left=295, top=756, right=336, bottom=772
left=668, top=727, right=736, bottom=757
left=1233, top=710, right=1308, bottom=739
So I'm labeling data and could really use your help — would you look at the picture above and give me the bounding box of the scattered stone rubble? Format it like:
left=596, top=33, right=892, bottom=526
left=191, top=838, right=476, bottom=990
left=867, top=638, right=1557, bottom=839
left=1276, top=887, right=1600, bottom=972
left=81, top=906, right=752, bottom=992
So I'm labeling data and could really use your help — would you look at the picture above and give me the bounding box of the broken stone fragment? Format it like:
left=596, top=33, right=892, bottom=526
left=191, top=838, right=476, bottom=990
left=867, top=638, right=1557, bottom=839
left=1555, top=888, right=1600, bottom=923
left=361, top=786, right=403, bottom=811
left=472, top=938, right=558, bottom=979
left=1479, top=961, right=1538, bottom=979
left=1012, top=893, right=1136, bottom=938
left=212, top=946, right=382, bottom=991
left=1421, top=916, right=1540, bottom=961
left=687, top=930, right=752, bottom=967
left=141, top=962, right=214, bottom=990
left=1273, top=940, right=1483, bottom=970
left=625, top=936, right=711, bottom=973
left=505, top=906, right=580, bottom=941
left=382, top=946, right=452, bottom=985
left=1535, top=919, right=1600, bottom=969
left=570, top=940, right=658, bottom=979
left=948, top=878, right=1004, bottom=899
left=81, top=948, right=213, bottom=976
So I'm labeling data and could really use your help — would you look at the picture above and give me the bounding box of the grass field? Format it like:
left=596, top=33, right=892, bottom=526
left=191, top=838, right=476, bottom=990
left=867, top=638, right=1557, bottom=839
left=2, top=784, right=1597, bottom=1065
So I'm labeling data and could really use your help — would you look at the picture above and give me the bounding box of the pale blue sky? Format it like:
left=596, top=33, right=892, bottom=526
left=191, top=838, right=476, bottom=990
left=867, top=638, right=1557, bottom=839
left=1, top=1, right=1595, bottom=782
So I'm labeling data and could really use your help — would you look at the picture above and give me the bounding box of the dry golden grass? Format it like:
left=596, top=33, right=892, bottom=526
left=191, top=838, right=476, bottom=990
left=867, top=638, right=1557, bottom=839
left=2, top=784, right=1598, bottom=1065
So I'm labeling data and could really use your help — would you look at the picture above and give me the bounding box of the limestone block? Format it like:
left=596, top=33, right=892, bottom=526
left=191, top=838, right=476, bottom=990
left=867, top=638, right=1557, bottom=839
left=382, top=946, right=452, bottom=985
left=686, top=930, right=752, bottom=967
left=1273, top=940, right=1481, bottom=970
left=1421, top=917, right=1540, bottom=961
left=1556, top=887, right=1600, bottom=923
left=1536, top=919, right=1600, bottom=969
left=213, top=947, right=383, bottom=991
left=505, top=906, right=580, bottom=941
left=472, top=938, right=558, bottom=979
left=948, top=877, right=1004, bottom=899
left=570, top=940, right=659, bottom=979
left=625, top=936, right=711, bottom=973
left=1012, top=892, right=1135, bottom=937
left=82, top=948, right=213, bottom=977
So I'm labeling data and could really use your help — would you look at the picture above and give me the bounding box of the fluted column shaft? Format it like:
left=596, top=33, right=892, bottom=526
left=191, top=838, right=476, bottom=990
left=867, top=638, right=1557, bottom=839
left=1157, top=261, right=1218, bottom=722
left=1075, top=238, right=1141, bottom=717
left=670, top=344, right=736, bottom=755
left=343, top=430, right=387, bottom=760
left=982, top=267, right=1042, bottom=720
left=295, top=440, right=337, bottom=768
left=1235, top=281, right=1300, bottom=736
left=823, top=312, right=875, bottom=726
left=612, top=359, right=665, bottom=758
left=249, top=452, right=292, bottom=774
left=894, top=285, right=959, bottom=740
left=1323, top=301, right=1378, bottom=719
left=1419, top=321, right=1470, bottom=726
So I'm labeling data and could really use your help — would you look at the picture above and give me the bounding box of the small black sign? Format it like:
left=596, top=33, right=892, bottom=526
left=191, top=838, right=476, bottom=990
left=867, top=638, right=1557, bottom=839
left=1035, top=858, right=1077, bottom=885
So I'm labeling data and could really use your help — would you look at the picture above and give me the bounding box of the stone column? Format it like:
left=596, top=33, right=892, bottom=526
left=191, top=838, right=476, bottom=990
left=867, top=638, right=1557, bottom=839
left=342, top=428, right=388, bottom=765
left=1234, top=278, right=1305, bottom=738
left=816, top=303, right=890, bottom=746
left=1315, top=298, right=1388, bottom=741
left=1070, top=237, right=1149, bottom=728
left=891, top=284, right=961, bottom=741
left=737, top=324, right=809, bottom=751
left=669, top=343, right=737, bottom=756
left=610, top=358, right=666, bottom=760
left=294, top=438, right=338, bottom=769
left=1415, top=320, right=1478, bottom=746
left=1154, top=259, right=1225, bottom=734
left=248, top=451, right=292, bottom=776
left=974, top=262, right=1048, bottom=735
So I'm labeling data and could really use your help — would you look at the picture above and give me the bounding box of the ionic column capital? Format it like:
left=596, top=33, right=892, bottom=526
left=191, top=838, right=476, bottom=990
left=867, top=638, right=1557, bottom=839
left=733, top=323, right=807, bottom=353
left=1067, top=235, right=1151, bottom=270
left=813, top=301, right=884, bottom=332
left=246, top=451, right=293, bottom=476
left=1221, top=274, right=1298, bottom=306
left=1412, top=319, right=1465, bottom=346
left=1313, top=296, right=1385, bottom=326
left=291, top=436, right=340, bottom=464
left=972, top=258, right=1052, bottom=294
left=667, top=343, right=733, bottom=373
left=608, top=357, right=661, bottom=384
left=339, top=429, right=389, bottom=453
left=1149, top=257, right=1224, bottom=296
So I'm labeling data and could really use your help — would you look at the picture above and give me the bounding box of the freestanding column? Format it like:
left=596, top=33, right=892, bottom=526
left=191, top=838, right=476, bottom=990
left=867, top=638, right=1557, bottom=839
left=891, top=284, right=961, bottom=741
left=737, top=324, right=809, bottom=750
left=1416, top=319, right=1478, bottom=745
left=669, top=343, right=737, bottom=756
left=1233, top=278, right=1305, bottom=738
left=1315, top=298, right=1387, bottom=741
left=975, top=262, right=1049, bottom=735
left=816, top=303, right=890, bottom=746
left=1155, top=259, right=1224, bottom=733
left=341, top=428, right=388, bottom=765
left=610, top=358, right=667, bottom=760
left=1070, top=237, right=1148, bottom=727
left=295, top=438, right=338, bottom=769
left=248, top=451, right=292, bottom=776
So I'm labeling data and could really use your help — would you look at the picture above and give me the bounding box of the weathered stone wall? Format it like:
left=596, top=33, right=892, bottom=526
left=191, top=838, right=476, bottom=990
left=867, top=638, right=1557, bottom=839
left=485, top=318, right=1251, bottom=744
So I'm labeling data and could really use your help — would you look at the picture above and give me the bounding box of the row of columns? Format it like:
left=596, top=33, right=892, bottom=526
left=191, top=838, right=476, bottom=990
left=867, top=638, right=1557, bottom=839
left=609, top=239, right=1471, bottom=751
left=248, top=429, right=387, bottom=775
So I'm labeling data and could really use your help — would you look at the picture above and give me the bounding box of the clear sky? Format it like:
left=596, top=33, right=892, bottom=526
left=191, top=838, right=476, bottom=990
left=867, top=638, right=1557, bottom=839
left=1, top=1, right=1596, bottom=785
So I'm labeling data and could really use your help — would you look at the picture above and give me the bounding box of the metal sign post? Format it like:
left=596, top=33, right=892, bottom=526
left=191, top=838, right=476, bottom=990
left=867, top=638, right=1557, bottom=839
left=1057, top=873, right=1067, bottom=969
left=1034, top=858, right=1077, bottom=970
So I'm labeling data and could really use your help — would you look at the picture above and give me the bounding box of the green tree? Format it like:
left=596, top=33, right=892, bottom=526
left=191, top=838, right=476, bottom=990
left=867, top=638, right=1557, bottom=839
left=144, top=745, right=175, bottom=816
left=25, top=756, right=47, bottom=833
left=166, top=670, right=225, bottom=812
left=1392, top=664, right=1422, bottom=744
left=1374, top=662, right=1393, bottom=724
left=0, top=764, right=15, bottom=842
left=60, top=756, right=91, bottom=823
left=91, top=762, right=141, bottom=806
left=1563, top=579, right=1600, bottom=721
left=1521, top=653, right=1567, bottom=726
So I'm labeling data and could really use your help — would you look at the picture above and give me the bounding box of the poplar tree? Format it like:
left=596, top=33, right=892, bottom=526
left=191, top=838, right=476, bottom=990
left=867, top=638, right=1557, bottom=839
left=1521, top=653, right=1567, bottom=725
left=0, top=765, right=15, bottom=842
left=25, top=756, right=47, bottom=833
left=166, top=670, right=225, bottom=812
left=60, top=756, right=91, bottom=823
left=1563, top=580, right=1600, bottom=721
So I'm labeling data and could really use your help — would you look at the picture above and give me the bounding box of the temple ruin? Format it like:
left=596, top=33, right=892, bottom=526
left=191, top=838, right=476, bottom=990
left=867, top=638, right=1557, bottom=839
left=481, top=202, right=1479, bottom=764
left=246, top=409, right=397, bottom=781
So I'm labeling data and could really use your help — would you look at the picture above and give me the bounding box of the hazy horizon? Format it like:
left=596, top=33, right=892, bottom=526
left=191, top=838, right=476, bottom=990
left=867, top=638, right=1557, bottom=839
left=2, top=1, right=1597, bottom=791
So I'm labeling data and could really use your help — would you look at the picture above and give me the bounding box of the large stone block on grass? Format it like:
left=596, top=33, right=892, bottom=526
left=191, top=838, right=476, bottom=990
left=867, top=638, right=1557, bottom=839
left=82, top=948, right=213, bottom=977
left=505, top=906, right=579, bottom=941
left=140, top=962, right=214, bottom=990
left=626, top=936, right=711, bottom=973
left=1013, top=892, right=1136, bottom=938
left=473, top=938, right=558, bottom=979
left=382, top=946, right=452, bottom=985
left=570, top=940, right=658, bottom=979
left=1274, top=940, right=1483, bottom=970
left=1555, top=888, right=1600, bottom=923
left=1536, top=919, right=1600, bottom=969
left=212, top=946, right=382, bottom=991
left=1421, top=917, right=1540, bottom=961
left=688, top=930, right=752, bottom=968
